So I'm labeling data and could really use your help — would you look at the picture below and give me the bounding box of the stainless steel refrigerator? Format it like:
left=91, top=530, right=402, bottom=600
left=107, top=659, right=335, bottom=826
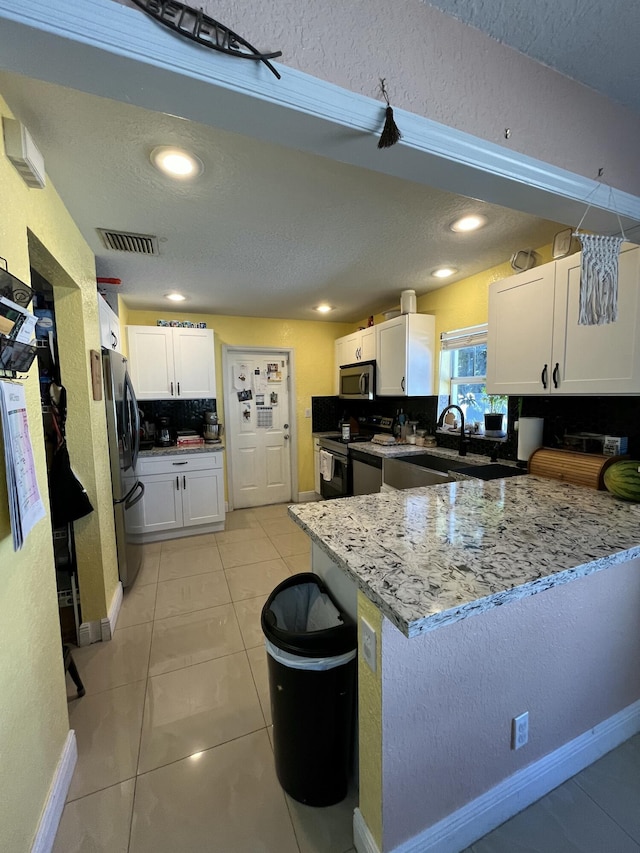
left=102, top=348, right=145, bottom=587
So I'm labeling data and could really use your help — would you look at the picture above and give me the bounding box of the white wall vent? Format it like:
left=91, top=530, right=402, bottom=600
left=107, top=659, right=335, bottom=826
left=97, top=229, right=160, bottom=255
left=2, top=118, right=46, bottom=189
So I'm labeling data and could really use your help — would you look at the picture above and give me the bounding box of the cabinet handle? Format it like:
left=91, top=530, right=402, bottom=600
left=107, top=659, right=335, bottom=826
left=401, top=376, right=405, bottom=392
left=183, top=475, right=186, bottom=489
left=541, top=364, right=548, bottom=389
left=110, top=331, right=117, bottom=349
left=176, top=476, right=179, bottom=490
left=177, top=381, right=181, bottom=396
left=170, top=381, right=174, bottom=396
left=172, top=461, right=188, bottom=466
left=552, top=363, right=559, bottom=388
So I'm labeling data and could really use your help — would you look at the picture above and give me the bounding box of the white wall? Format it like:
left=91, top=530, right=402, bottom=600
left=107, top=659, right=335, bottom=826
left=114, top=0, right=640, bottom=197
left=380, top=556, right=640, bottom=850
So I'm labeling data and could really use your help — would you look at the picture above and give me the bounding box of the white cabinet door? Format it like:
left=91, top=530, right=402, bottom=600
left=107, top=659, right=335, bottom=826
left=376, top=316, right=407, bottom=395
left=486, top=265, right=556, bottom=395
left=334, top=338, right=346, bottom=393
left=134, top=472, right=183, bottom=533
left=376, top=314, right=434, bottom=396
left=127, top=326, right=215, bottom=400
left=127, top=326, right=175, bottom=399
left=173, top=328, right=216, bottom=398
left=361, top=326, right=376, bottom=362
left=552, top=246, right=640, bottom=394
left=181, top=468, right=224, bottom=526
left=98, top=297, right=121, bottom=351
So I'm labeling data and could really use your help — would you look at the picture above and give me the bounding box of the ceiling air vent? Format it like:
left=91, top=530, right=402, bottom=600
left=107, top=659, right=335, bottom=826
left=97, top=229, right=159, bottom=255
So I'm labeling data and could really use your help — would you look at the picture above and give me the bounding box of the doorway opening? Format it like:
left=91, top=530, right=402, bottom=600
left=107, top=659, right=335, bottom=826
left=223, top=346, right=298, bottom=510
left=30, top=267, right=82, bottom=645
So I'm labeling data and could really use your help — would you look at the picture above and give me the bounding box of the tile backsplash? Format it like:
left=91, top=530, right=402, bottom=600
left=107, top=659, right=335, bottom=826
left=313, top=394, right=640, bottom=460
left=141, top=399, right=216, bottom=434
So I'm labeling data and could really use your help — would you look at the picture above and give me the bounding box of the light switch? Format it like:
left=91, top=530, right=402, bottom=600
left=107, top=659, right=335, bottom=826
left=360, top=618, right=377, bottom=673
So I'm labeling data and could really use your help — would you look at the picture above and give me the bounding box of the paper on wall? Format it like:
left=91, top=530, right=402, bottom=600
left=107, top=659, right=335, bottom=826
left=0, top=381, right=46, bottom=550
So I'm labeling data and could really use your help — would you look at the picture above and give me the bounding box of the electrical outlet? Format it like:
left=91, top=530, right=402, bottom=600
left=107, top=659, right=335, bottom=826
left=511, top=712, right=529, bottom=750
left=360, top=618, right=377, bottom=673
left=305, top=408, right=311, bottom=418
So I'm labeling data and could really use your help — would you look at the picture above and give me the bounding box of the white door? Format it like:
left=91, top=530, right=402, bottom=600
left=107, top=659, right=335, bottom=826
left=226, top=351, right=292, bottom=508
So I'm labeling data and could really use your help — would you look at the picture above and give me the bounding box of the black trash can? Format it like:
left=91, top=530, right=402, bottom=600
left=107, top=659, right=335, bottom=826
left=261, top=573, right=357, bottom=807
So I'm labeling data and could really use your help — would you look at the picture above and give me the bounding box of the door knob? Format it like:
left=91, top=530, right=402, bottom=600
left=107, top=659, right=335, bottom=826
left=284, top=423, right=289, bottom=429
left=284, top=435, right=290, bottom=440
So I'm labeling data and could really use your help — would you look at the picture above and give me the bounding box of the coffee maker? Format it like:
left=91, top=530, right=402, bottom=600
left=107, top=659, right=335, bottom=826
left=203, top=411, right=223, bottom=443
left=155, top=415, right=172, bottom=447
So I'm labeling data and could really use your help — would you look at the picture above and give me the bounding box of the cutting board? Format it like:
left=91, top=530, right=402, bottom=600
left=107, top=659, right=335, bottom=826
left=528, top=448, right=623, bottom=490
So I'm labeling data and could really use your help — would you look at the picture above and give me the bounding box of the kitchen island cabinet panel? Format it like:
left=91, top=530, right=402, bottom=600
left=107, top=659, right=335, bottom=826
left=487, top=245, right=640, bottom=395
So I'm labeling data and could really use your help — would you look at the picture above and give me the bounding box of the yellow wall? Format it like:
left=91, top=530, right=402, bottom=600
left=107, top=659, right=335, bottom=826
left=358, top=591, right=383, bottom=849
left=0, top=95, right=118, bottom=851
left=124, top=309, right=352, bottom=493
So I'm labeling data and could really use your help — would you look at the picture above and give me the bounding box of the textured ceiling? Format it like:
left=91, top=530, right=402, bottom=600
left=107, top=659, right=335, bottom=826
left=0, top=72, right=563, bottom=322
left=424, top=0, right=640, bottom=113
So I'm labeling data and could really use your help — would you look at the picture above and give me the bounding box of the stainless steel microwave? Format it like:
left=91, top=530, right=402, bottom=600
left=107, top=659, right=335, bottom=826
left=338, top=361, right=375, bottom=400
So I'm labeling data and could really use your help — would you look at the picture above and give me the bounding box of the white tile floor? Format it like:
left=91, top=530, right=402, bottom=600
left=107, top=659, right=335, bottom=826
left=58, top=504, right=356, bottom=853
left=57, top=504, right=640, bottom=853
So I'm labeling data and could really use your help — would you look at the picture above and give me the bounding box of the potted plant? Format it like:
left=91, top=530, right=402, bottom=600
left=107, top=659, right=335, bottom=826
left=483, top=393, right=508, bottom=436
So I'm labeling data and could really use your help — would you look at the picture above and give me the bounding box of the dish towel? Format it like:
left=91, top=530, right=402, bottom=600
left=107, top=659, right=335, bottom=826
left=319, top=449, right=335, bottom=482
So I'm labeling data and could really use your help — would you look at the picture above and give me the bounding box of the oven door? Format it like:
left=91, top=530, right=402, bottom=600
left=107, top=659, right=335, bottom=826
left=320, top=450, right=352, bottom=499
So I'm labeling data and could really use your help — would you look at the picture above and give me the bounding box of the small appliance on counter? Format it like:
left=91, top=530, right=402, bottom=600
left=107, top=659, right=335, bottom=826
left=155, top=415, right=173, bottom=447
left=203, top=411, right=223, bottom=444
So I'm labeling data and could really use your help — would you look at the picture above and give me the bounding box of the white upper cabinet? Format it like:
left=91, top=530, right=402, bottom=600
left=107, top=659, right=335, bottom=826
left=375, top=313, right=435, bottom=396
left=98, top=296, right=121, bottom=351
left=334, top=326, right=377, bottom=393
left=487, top=245, right=640, bottom=395
left=127, top=325, right=216, bottom=400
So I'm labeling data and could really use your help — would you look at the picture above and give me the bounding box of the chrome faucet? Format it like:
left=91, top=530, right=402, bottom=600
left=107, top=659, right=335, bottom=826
left=436, top=404, right=469, bottom=456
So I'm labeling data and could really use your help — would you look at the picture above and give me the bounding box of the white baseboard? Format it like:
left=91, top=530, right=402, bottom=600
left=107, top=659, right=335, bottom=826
left=77, top=620, right=102, bottom=647
left=354, top=807, right=381, bottom=853
left=101, top=581, right=123, bottom=641
left=355, top=698, right=640, bottom=853
left=297, top=490, right=320, bottom=503
left=31, top=730, right=77, bottom=853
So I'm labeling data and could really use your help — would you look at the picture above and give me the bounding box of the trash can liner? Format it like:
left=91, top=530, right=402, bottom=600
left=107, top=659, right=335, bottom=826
left=269, top=583, right=341, bottom=632
left=264, top=637, right=356, bottom=671
left=261, top=573, right=356, bottom=657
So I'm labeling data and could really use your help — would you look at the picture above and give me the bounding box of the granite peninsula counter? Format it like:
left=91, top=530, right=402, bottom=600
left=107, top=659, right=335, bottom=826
left=289, top=476, right=640, bottom=638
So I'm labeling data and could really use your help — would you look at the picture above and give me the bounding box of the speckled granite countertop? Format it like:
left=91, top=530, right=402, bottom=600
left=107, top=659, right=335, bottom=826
left=138, top=444, right=224, bottom=457
left=289, top=478, right=640, bottom=638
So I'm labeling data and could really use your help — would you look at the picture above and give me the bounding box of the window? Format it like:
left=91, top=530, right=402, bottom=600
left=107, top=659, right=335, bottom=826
left=439, top=324, right=507, bottom=427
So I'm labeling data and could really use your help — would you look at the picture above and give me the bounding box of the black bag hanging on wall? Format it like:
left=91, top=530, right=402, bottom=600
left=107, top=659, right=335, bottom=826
left=47, top=378, right=93, bottom=527
left=49, top=440, right=94, bottom=527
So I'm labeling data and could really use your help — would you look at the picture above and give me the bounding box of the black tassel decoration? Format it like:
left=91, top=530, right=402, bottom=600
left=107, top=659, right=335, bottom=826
left=377, top=78, right=402, bottom=149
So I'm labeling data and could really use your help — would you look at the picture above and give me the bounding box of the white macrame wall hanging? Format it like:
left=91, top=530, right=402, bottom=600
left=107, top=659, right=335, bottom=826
left=573, top=185, right=627, bottom=326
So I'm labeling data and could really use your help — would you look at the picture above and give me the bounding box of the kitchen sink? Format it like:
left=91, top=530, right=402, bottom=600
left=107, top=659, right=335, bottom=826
left=384, top=454, right=526, bottom=490
left=455, top=463, right=526, bottom=481
left=395, top=453, right=470, bottom=473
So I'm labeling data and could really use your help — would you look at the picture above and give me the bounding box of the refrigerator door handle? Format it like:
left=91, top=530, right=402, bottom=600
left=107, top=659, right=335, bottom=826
left=123, top=369, right=141, bottom=471
left=124, top=480, right=145, bottom=511
left=115, top=479, right=144, bottom=507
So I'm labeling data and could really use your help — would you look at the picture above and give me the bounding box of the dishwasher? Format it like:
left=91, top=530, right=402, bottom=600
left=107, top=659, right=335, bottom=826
left=351, top=448, right=383, bottom=496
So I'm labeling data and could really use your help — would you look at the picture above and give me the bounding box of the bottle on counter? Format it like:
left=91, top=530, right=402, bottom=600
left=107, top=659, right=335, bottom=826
left=341, top=413, right=351, bottom=441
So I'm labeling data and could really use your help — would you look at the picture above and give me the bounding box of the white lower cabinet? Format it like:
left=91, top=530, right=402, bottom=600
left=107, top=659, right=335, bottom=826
left=130, top=452, right=225, bottom=539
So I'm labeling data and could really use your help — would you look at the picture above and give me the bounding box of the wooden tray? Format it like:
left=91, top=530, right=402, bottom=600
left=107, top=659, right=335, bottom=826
left=528, top=448, right=623, bottom=490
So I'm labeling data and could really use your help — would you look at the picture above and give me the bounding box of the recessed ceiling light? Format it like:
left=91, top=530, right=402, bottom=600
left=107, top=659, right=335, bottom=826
left=150, top=146, right=204, bottom=179
left=450, top=214, right=488, bottom=233
left=315, top=304, right=333, bottom=313
left=432, top=267, right=457, bottom=279
left=166, top=292, right=186, bottom=302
